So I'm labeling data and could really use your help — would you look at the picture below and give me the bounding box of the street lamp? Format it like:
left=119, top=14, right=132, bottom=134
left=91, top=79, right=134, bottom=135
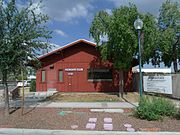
left=134, top=16, right=143, bottom=97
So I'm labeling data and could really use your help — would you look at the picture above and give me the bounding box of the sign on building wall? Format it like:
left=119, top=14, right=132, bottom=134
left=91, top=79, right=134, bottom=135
left=65, top=68, right=83, bottom=72
left=143, top=75, right=172, bottom=94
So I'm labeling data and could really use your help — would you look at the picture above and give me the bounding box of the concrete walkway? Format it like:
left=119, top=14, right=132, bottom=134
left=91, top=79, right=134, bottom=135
left=37, top=101, right=138, bottom=108
left=0, top=128, right=179, bottom=135
left=0, top=99, right=138, bottom=108
left=0, top=98, right=179, bottom=109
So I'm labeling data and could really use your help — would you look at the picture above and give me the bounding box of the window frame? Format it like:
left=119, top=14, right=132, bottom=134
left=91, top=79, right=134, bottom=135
left=41, top=70, right=46, bottom=83
left=58, top=69, right=64, bottom=82
left=87, top=68, right=113, bottom=82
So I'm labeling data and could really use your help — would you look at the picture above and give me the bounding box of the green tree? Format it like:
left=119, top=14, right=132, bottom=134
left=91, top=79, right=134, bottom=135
left=30, top=80, right=36, bottom=92
left=90, top=4, right=158, bottom=96
left=158, top=0, right=180, bottom=72
left=16, top=70, right=28, bottom=81
left=0, top=0, right=51, bottom=115
left=141, top=14, right=160, bottom=67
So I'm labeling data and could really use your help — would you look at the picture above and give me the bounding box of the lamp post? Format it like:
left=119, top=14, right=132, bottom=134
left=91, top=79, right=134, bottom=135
left=134, top=16, right=143, bottom=97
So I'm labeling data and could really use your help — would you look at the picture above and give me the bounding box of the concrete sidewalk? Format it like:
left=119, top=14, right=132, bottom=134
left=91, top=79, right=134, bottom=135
left=37, top=101, right=138, bottom=108
left=0, top=128, right=179, bottom=135
left=0, top=99, right=138, bottom=108
left=0, top=99, right=179, bottom=109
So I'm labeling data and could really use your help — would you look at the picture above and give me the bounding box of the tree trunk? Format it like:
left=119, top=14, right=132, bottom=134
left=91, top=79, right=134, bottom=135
left=3, top=73, right=10, bottom=116
left=172, top=42, right=178, bottom=73
left=119, top=70, right=124, bottom=98
left=21, top=69, right=24, bottom=115
left=173, top=60, right=178, bottom=73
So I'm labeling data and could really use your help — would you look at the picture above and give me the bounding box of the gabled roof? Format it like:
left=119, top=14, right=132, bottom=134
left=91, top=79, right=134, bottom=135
left=39, top=39, right=96, bottom=60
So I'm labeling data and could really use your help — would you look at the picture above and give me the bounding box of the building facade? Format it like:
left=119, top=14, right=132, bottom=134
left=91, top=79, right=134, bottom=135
left=36, top=39, right=136, bottom=92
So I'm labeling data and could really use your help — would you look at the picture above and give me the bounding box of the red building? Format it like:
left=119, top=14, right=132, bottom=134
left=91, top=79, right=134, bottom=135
left=36, top=39, right=136, bottom=92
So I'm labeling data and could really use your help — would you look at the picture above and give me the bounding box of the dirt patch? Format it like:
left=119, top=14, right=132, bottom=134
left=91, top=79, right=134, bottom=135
left=46, top=92, right=140, bottom=102
left=0, top=108, right=179, bottom=131
left=45, top=92, right=179, bottom=105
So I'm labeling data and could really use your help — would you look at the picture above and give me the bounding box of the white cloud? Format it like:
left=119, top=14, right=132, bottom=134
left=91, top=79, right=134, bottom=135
left=109, top=0, right=176, bottom=16
left=16, top=0, right=95, bottom=23
left=105, top=9, right=112, bottom=15
left=65, top=4, right=88, bottom=21
left=40, top=0, right=94, bottom=22
left=16, top=0, right=43, bottom=15
left=54, top=29, right=67, bottom=37
left=29, top=2, right=42, bottom=14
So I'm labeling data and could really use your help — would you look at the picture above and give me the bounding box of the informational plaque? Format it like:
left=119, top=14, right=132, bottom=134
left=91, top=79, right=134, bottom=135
left=65, top=68, right=83, bottom=72
left=143, top=75, right=172, bottom=94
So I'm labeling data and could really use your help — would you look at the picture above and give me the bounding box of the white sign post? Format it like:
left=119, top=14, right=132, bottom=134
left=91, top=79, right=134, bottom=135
left=143, top=75, right=172, bottom=94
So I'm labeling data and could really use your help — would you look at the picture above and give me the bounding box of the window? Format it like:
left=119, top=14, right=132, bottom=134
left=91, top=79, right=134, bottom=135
left=88, top=69, right=112, bottom=81
left=59, top=69, right=63, bottom=82
left=41, top=70, right=45, bottom=82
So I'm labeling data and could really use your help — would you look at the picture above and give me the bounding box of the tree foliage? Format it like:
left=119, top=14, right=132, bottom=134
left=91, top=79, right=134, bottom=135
left=0, top=0, right=51, bottom=73
left=0, top=0, right=51, bottom=115
left=90, top=4, right=158, bottom=70
left=158, top=0, right=180, bottom=71
left=90, top=1, right=180, bottom=72
left=141, top=14, right=159, bottom=66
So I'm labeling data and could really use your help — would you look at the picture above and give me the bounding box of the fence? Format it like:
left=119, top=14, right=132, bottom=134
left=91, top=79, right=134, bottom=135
left=0, top=81, right=19, bottom=101
left=133, top=73, right=180, bottom=99
left=172, top=74, right=180, bottom=99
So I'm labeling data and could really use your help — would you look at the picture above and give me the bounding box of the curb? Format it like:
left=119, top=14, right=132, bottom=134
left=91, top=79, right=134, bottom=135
left=0, top=128, right=180, bottom=135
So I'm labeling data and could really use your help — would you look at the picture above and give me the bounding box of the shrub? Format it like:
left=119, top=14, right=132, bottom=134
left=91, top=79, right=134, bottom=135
left=30, top=80, right=36, bottom=92
left=134, top=96, right=176, bottom=121
left=152, top=97, right=176, bottom=116
left=174, top=109, right=180, bottom=120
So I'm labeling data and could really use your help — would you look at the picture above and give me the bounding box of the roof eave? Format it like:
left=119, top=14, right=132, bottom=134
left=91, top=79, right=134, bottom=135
left=38, top=39, right=96, bottom=60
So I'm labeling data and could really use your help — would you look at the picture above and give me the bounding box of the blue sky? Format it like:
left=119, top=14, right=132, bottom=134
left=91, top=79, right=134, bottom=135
left=16, top=0, right=177, bottom=47
left=14, top=0, right=179, bottom=70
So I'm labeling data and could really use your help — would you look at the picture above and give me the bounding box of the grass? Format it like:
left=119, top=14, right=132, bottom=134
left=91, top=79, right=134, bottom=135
left=46, top=92, right=140, bottom=102
left=45, top=92, right=179, bottom=103
left=46, top=93, right=121, bottom=102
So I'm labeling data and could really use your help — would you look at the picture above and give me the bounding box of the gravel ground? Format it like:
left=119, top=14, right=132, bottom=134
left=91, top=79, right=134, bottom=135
left=0, top=108, right=179, bottom=132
